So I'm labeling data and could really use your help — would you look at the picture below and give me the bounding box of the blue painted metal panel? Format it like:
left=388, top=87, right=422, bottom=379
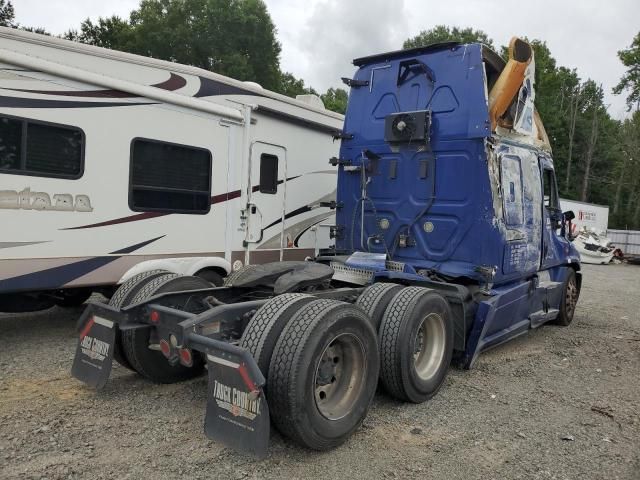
left=336, top=42, right=580, bottom=365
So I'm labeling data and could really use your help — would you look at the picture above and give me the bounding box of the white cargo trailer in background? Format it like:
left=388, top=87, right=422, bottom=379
left=559, top=198, right=614, bottom=265
left=559, top=198, right=610, bottom=234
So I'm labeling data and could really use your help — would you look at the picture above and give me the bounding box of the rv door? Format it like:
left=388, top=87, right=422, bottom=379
left=244, top=142, right=287, bottom=264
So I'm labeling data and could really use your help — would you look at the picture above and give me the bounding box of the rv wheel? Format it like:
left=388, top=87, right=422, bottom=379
left=356, top=282, right=404, bottom=331
left=555, top=269, right=579, bottom=326
left=223, top=264, right=257, bottom=286
left=379, top=287, right=453, bottom=403
left=107, top=269, right=170, bottom=371
left=240, top=293, right=315, bottom=378
left=121, top=274, right=211, bottom=383
left=268, top=299, right=379, bottom=450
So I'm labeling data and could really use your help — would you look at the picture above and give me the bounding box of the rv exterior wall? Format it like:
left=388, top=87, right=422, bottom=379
left=0, top=28, right=343, bottom=297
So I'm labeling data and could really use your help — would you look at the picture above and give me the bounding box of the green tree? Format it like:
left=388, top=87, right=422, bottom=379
left=277, top=72, right=317, bottom=98
left=321, top=88, right=348, bottom=114
left=613, top=32, right=640, bottom=111
left=0, top=0, right=15, bottom=27
left=403, top=25, right=494, bottom=50
left=64, top=16, right=133, bottom=50
left=66, top=0, right=283, bottom=91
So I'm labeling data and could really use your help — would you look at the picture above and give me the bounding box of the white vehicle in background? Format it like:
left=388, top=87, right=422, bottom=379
left=572, top=228, right=614, bottom=264
left=0, top=27, right=342, bottom=312
left=559, top=198, right=613, bottom=264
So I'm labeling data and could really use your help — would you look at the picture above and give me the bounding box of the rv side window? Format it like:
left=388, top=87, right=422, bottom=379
left=543, top=168, right=559, bottom=209
left=129, top=139, right=212, bottom=214
left=259, top=153, right=278, bottom=194
left=0, top=115, right=84, bottom=179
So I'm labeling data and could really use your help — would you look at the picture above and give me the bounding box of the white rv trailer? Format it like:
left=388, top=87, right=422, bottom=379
left=0, top=27, right=342, bottom=311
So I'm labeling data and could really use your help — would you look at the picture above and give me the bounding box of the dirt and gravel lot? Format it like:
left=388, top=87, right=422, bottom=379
left=1, top=263, right=639, bottom=480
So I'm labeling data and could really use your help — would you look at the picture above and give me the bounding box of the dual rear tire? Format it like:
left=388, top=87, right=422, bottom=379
left=109, top=271, right=210, bottom=383
left=358, top=283, right=454, bottom=403
left=241, top=284, right=453, bottom=449
left=376, top=286, right=453, bottom=403
left=241, top=296, right=380, bottom=450
left=109, top=271, right=452, bottom=448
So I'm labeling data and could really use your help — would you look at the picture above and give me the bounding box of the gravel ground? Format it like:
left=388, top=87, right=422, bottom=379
left=1, top=264, right=639, bottom=480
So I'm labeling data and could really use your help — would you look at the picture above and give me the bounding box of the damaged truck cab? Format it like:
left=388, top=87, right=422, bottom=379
left=71, top=38, right=581, bottom=457
left=334, top=38, right=580, bottom=366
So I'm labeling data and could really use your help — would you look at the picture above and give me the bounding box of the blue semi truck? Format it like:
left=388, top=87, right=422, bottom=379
left=72, top=37, right=581, bottom=457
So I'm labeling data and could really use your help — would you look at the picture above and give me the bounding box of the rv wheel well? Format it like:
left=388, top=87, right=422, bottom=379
left=195, top=267, right=228, bottom=286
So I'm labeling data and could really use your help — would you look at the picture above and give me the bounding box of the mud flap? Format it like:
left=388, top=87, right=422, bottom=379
left=204, top=352, right=269, bottom=458
left=71, top=307, right=117, bottom=389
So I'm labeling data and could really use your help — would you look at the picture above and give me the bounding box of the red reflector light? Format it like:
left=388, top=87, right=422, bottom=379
left=159, top=339, right=171, bottom=358
left=179, top=348, right=193, bottom=367
left=150, top=310, right=160, bottom=323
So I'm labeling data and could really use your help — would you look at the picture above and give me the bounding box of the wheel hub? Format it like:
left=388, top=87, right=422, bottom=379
left=413, top=312, right=446, bottom=381
left=314, top=333, right=366, bottom=421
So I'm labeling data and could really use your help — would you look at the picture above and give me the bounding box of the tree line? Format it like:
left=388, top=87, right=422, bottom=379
left=2, top=1, right=639, bottom=229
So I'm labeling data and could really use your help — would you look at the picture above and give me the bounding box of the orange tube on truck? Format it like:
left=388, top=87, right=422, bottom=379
left=488, top=37, right=533, bottom=131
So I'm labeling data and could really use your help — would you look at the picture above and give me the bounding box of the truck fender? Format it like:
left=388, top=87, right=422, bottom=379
left=118, top=257, right=231, bottom=284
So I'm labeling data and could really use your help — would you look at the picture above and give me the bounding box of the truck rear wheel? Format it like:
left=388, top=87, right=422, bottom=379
left=268, top=299, right=379, bottom=450
left=356, top=282, right=403, bottom=331
left=108, top=269, right=169, bottom=371
left=239, top=293, right=315, bottom=378
left=121, top=274, right=210, bottom=383
left=379, top=287, right=453, bottom=403
left=555, top=269, right=579, bottom=326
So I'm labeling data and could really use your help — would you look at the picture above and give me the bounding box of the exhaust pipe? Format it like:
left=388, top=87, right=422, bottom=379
left=488, top=37, right=532, bottom=131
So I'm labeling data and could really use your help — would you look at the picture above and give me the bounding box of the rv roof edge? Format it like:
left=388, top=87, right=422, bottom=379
left=0, top=26, right=343, bottom=121
left=0, top=48, right=244, bottom=121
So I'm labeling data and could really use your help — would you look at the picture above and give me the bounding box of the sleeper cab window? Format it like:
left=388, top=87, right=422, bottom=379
left=0, top=115, right=84, bottom=179
left=500, top=155, right=524, bottom=227
left=129, top=138, right=212, bottom=214
left=259, top=153, right=278, bottom=194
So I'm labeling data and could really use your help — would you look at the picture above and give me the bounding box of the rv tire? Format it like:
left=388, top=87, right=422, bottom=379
left=379, top=287, right=453, bottom=403
left=356, top=282, right=404, bottom=331
left=268, top=299, right=379, bottom=450
left=223, top=265, right=258, bottom=286
left=108, top=269, right=169, bottom=371
left=121, top=274, right=210, bottom=383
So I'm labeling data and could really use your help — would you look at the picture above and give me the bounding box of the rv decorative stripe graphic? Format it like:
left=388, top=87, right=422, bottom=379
left=6, top=73, right=187, bottom=98
left=62, top=177, right=301, bottom=230
left=0, top=95, right=153, bottom=108
left=0, top=236, right=164, bottom=293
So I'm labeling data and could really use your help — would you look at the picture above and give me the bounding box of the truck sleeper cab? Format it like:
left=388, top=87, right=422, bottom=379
left=71, top=38, right=581, bottom=458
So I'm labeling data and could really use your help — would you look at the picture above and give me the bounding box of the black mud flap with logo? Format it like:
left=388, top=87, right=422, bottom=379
left=71, top=304, right=120, bottom=389
left=204, top=349, right=269, bottom=458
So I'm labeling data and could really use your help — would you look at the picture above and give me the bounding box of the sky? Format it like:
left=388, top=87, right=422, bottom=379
left=13, top=0, right=640, bottom=119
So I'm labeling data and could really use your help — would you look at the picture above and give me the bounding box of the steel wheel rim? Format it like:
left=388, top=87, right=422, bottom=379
left=413, top=313, right=446, bottom=381
left=565, top=276, right=578, bottom=318
left=313, top=333, right=366, bottom=421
